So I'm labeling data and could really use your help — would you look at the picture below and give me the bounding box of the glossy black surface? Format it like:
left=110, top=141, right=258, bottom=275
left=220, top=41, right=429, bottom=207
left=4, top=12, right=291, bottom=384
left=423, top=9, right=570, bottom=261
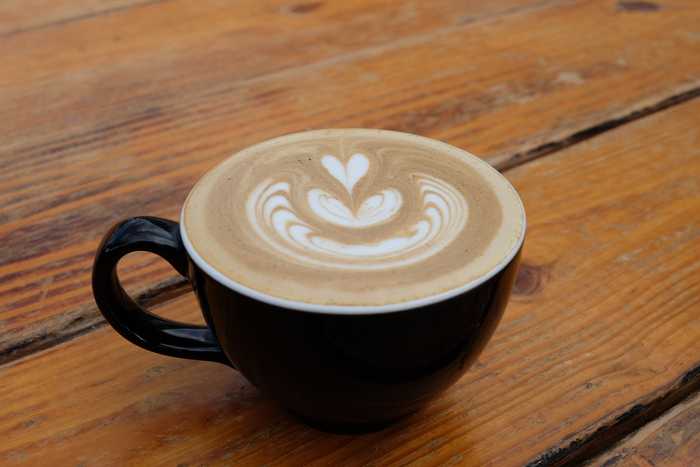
left=92, top=217, right=228, bottom=364
left=93, top=216, right=521, bottom=429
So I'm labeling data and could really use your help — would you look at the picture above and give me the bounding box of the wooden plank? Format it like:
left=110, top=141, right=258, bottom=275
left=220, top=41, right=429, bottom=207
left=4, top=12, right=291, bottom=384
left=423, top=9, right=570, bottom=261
left=1, top=0, right=545, bottom=145
left=591, top=392, right=700, bottom=467
left=2, top=0, right=700, bottom=359
left=0, top=0, right=556, bottom=356
left=2, top=88, right=699, bottom=467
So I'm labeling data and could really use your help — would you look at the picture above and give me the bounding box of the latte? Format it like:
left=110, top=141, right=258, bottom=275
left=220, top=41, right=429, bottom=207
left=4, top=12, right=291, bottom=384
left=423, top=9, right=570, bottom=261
left=182, top=129, right=525, bottom=308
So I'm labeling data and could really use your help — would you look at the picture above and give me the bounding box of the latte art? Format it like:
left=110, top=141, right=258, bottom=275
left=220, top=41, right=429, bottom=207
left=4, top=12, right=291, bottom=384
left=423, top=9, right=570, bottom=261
left=308, top=154, right=402, bottom=228
left=247, top=153, right=468, bottom=269
left=183, top=129, right=525, bottom=308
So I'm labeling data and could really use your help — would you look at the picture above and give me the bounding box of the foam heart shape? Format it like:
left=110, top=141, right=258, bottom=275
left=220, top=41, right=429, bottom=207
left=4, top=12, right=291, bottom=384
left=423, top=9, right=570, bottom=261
left=321, top=153, right=369, bottom=194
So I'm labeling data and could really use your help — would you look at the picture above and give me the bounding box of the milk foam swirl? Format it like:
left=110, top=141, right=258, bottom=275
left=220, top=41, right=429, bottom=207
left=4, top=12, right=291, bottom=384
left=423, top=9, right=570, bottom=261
left=246, top=153, right=468, bottom=269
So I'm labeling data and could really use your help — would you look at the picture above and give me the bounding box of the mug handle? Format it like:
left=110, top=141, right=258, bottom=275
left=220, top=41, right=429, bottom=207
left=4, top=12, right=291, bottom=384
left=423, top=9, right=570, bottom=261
left=92, top=216, right=230, bottom=366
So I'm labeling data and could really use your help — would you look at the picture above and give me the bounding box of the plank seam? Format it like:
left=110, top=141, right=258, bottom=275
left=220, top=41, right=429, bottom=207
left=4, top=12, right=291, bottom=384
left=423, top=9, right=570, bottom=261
left=495, top=85, right=700, bottom=171
left=525, top=362, right=700, bottom=466
left=0, top=276, right=188, bottom=365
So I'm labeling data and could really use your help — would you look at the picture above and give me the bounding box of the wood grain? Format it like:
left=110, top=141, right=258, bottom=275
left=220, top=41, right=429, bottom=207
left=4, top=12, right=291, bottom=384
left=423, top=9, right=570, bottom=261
left=2, top=0, right=700, bottom=361
left=1, top=89, right=698, bottom=467
left=591, top=391, right=700, bottom=467
left=0, top=0, right=161, bottom=37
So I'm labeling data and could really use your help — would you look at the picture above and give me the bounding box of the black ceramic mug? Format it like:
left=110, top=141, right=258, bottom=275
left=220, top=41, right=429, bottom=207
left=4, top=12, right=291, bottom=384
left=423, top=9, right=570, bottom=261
left=93, top=216, right=522, bottom=430
left=92, top=130, right=525, bottom=431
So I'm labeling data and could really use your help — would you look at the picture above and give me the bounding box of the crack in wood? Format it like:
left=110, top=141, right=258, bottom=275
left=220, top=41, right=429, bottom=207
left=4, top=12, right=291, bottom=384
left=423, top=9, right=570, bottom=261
left=525, top=363, right=700, bottom=466
left=495, top=85, right=700, bottom=171
left=0, top=276, right=189, bottom=365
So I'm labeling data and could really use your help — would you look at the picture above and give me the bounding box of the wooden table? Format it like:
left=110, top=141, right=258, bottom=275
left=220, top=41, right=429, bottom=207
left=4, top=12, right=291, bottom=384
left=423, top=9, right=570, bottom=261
left=1, top=1, right=699, bottom=465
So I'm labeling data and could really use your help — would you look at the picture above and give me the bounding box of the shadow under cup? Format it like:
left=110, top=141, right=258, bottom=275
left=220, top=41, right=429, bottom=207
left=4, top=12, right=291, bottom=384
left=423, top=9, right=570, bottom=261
left=92, top=216, right=522, bottom=431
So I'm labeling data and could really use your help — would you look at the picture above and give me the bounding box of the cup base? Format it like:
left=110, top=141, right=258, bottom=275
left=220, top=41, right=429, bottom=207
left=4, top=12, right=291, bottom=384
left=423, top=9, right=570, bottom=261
left=289, top=410, right=409, bottom=434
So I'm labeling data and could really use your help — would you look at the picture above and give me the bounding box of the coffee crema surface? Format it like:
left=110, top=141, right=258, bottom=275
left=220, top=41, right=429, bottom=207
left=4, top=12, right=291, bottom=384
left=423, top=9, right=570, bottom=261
left=183, top=129, right=525, bottom=307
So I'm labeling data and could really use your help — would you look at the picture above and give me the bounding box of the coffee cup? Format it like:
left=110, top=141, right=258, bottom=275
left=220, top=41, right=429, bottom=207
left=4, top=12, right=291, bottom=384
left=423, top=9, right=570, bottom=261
left=92, top=129, right=525, bottom=430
